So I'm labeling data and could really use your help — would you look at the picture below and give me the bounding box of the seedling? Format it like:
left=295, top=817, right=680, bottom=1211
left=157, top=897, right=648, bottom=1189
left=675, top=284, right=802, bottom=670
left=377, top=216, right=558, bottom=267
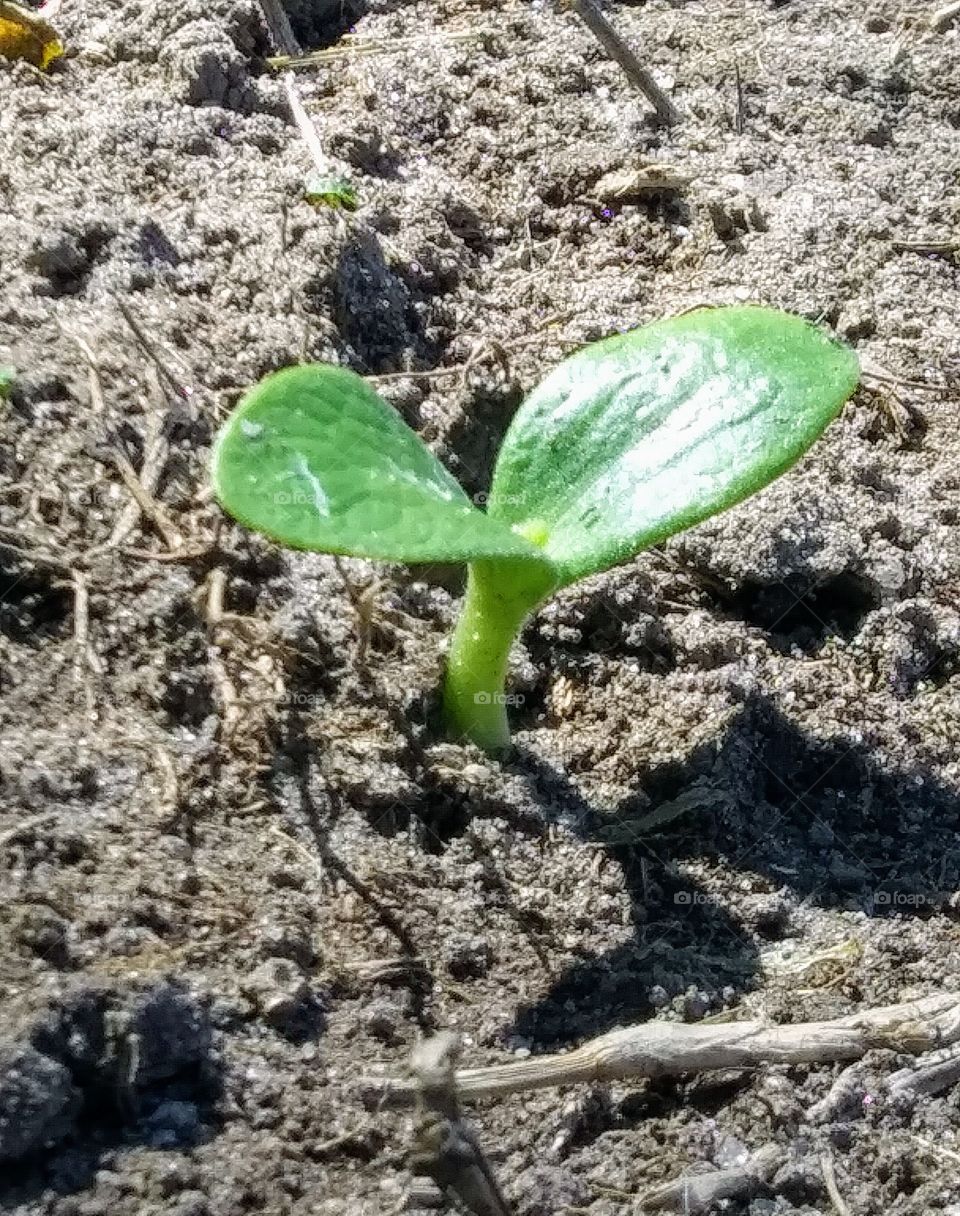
left=211, top=307, right=858, bottom=751
left=304, top=174, right=358, bottom=212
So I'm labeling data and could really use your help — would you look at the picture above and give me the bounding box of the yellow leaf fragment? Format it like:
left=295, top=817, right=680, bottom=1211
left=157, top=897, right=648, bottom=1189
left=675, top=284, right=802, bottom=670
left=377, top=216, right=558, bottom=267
left=0, top=1, right=64, bottom=69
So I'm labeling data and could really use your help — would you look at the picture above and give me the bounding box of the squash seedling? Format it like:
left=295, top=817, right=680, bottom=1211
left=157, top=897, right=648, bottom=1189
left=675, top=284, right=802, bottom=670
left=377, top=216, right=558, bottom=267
left=211, top=307, right=859, bottom=751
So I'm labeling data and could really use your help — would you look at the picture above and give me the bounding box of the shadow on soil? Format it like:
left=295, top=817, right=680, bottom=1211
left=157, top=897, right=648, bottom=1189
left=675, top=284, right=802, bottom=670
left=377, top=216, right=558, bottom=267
left=501, top=691, right=960, bottom=1044
left=0, top=983, right=224, bottom=1206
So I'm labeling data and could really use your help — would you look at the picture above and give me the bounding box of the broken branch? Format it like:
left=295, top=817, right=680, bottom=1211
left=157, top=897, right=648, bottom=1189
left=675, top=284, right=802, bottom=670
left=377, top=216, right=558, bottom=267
left=366, top=992, right=960, bottom=1104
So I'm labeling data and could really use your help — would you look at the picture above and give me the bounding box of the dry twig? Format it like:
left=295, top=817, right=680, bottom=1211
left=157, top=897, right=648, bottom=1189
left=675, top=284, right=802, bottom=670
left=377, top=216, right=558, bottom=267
left=367, top=992, right=960, bottom=1104
left=257, top=0, right=300, bottom=56
left=887, top=1038, right=960, bottom=1099
left=564, top=0, right=680, bottom=125
left=636, top=1144, right=784, bottom=1213
left=110, top=448, right=185, bottom=553
left=932, top=0, right=960, bottom=30
left=267, top=31, right=485, bottom=70
left=205, top=568, right=242, bottom=739
left=820, top=1153, right=853, bottom=1216
left=283, top=71, right=330, bottom=177
left=114, top=295, right=192, bottom=400
left=68, top=567, right=101, bottom=702
left=408, top=1034, right=514, bottom=1216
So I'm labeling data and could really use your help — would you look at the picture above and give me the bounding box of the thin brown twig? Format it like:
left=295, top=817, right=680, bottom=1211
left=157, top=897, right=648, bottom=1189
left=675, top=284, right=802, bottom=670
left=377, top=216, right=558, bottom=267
left=114, top=295, right=191, bottom=399
left=110, top=449, right=185, bottom=553
left=820, top=1153, right=853, bottom=1216
left=205, top=568, right=242, bottom=739
left=565, top=0, right=680, bottom=125
left=257, top=0, right=301, bottom=56
left=66, top=329, right=107, bottom=414
left=69, top=568, right=101, bottom=698
left=267, top=30, right=485, bottom=70
left=366, top=992, right=960, bottom=1104
left=409, top=1035, right=514, bottom=1216
left=90, top=373, right=178, bottom=556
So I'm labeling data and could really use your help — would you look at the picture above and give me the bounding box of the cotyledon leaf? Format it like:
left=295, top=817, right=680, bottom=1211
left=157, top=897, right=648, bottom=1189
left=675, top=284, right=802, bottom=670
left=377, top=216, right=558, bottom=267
left=487, top=306, right=859, bottom=587
left=211, top=364, right=555, bottom=568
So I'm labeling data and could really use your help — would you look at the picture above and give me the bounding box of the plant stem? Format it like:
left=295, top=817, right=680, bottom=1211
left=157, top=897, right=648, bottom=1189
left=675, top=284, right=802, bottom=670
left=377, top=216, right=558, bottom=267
left=442, top=559, right=554, bottom=752
left=567, top=0, right=681, bottom=127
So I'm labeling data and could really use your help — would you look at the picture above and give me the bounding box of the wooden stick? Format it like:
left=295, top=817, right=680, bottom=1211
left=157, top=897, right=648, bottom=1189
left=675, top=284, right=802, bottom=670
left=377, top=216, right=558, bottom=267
left=567, top=0, right=680, bottom=126
left=638, top=1145, right=784, bottom=1213
left=267, top=31, right=484, bottom=70
left=820, top=1153, right=853, bottom=1216
left=887, top=1041, right=960, bottom=1098
left=409, top=1035, right=515, bottom=1216
left=932, top=0, right=960, bottom=31
left=283, top=72, right=330, bottom=176
left=111, top=449, right=184, bottom=553
left=365, top=992, right=960, bottom=1104
left=114, top=296, right=191, bottom=400
left=257, top=0, right=301, bottom=57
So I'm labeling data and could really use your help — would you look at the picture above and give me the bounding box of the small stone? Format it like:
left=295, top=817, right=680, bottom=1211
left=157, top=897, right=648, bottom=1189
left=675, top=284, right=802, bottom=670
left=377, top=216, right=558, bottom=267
left=364, top=1001, right=400, bottom=1045
left=242, top=958, right=310, bottom=1027
left=648, top=984, right=670, bottom=1009
left=142, top=1101, right=201, bottom=1149
left=683, top=989, right=710, bottom=1020
left=445, top=937, right=494, bottom=981
left=0, top=1044, right=77, bottom=1161
left=12, top=904, right=70, bottom=965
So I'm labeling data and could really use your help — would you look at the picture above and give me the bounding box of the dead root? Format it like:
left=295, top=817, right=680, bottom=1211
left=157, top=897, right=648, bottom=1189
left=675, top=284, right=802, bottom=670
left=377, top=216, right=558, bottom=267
left=406, top=1033, right=514, bottom=1216
left=367, top=992, right=960, bottom=1105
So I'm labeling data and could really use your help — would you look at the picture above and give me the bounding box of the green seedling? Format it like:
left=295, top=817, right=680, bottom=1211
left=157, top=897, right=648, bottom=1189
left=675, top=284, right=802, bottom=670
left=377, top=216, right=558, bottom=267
left=0, top=365, right=14, bottom=400
left=304, top=174, right=358, bottom=212
left=211, top=306, right=859, bottom=751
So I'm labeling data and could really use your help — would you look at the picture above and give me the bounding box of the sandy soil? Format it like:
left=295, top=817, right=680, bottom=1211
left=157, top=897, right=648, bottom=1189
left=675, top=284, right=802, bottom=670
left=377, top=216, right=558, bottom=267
left=2, top=0, right=960, bottom=1213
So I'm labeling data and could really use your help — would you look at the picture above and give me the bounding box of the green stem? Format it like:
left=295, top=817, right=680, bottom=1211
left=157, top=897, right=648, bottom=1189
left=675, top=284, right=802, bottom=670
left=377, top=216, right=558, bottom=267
left=442, top=558, right=555, bottom=752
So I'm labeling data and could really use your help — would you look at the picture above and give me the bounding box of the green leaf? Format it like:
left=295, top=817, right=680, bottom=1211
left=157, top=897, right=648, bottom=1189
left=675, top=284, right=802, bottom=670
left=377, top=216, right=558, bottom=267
left=487, top=306, right=859, bottom=587
left=211, top=364, right=553, bottom=567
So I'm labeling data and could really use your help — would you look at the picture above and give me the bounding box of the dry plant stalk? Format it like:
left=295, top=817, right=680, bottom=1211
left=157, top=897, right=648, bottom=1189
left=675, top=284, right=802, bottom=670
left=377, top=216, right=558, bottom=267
left=565, top=0, right=680, bottom=125
left=408, top=1034, right=514, bottom=1216
left=638, top=1143, right=785, bottom=1214
left=267, top=31, right=486, bottom=70
left=257, top=0, right=300, bottom=57
left=368, top=992, right=960, bottom=1104
left=932, top=0, right=960, bottom=31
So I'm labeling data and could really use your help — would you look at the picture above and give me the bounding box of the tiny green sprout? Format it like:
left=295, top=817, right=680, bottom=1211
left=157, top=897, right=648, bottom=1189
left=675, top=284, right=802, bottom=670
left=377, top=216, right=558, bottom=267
left=211, top=307, right=859, bottom=751
left=0, top=365, right=14, bottom=401
left=303, top=174, right=358, bottom=212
